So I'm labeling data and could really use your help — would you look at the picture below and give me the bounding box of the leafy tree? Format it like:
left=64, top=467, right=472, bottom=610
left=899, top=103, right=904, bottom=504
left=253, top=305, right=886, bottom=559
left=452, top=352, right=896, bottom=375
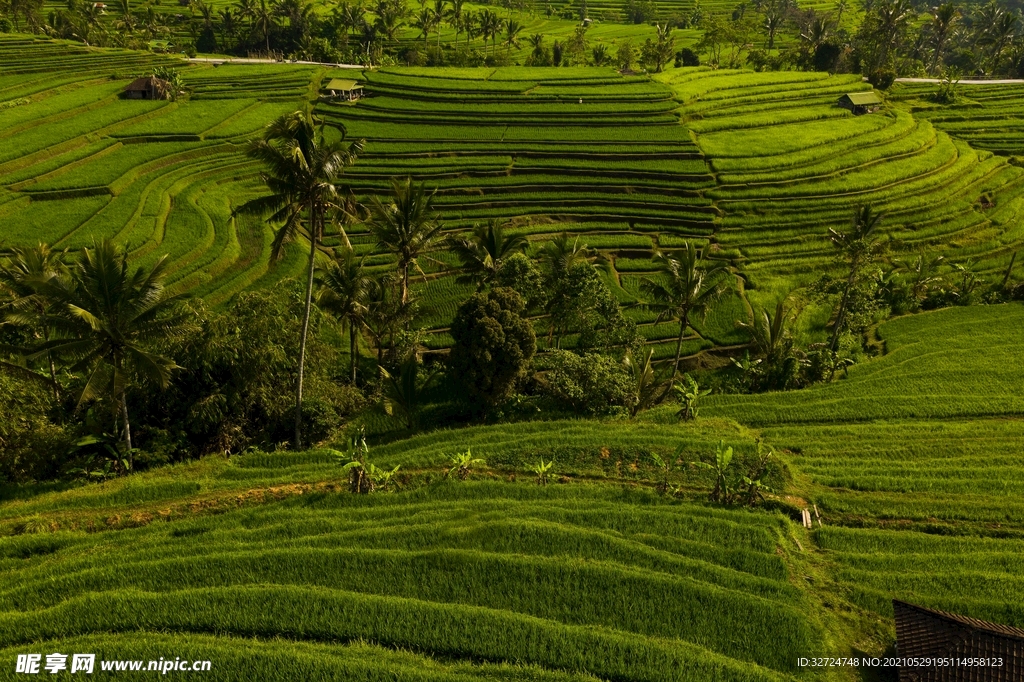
left=617, top=39, right=636, bottom=70
left=494, top=252, right=545, bottom=308
left=315, top=248, right=369, bottom=384
left=640, top=242, right=728, bottom=379
left=30, top=240, right=185, bottom=462
left=362, top=274, right=415, bottom=368
left=449, top=287, right=536, bottom=409
left=542, top=349, right=632, bottom=415
left=366, top=177, right=445, bottom=306
left=448, top=219, right=527, bottom=290
left=239, top=108, right=362, bottom=449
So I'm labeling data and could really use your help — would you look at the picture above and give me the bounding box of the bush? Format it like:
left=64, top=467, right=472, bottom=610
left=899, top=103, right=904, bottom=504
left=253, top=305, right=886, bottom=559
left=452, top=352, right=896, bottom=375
left=675, top=47, right=700, bottom=67
left=448, top=288, right=536, bottom=410
left=541, top=350, right=632, bottom=415
left=867, top=69, right=896, bottom=90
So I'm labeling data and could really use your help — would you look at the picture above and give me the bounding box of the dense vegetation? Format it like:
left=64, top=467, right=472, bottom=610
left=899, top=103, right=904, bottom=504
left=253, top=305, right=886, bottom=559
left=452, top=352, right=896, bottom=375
left=4, top=32, right=1024, bottom=682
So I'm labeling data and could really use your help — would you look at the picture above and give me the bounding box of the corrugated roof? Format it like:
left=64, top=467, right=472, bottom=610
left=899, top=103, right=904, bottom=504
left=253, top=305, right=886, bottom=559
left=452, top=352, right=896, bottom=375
left=893, top=600, right=1024, bottom=682
left=842, top=91, right=882, bottom=105
left=325, top=79, right=363, bottom=91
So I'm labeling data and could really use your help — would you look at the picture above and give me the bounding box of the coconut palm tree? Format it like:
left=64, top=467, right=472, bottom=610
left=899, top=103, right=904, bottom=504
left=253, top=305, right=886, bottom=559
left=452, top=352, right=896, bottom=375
left=503, top=17, right=522, bottom=54
left=238, top=109, right=363, bottom=448
left=315, top=248, right=369, bottom=384
left=251, top=0, right=276, bottom=54
left=449, top=0, right=464, bottom=48
left=538, top=232, right=596, bottom=284
left=0, top=243, right=69, bottom=396
left=414, top=5, right=437, bottom=45
left=640, top=242, right=728, bottom=379
left=365, top=177, right=445, bottom=306
left=926, top=3, right=959, bottom=74
left=827, top=204, right=884, bottom=352
left=29, top=240, right=185, bottom=461
left=448, top=219, right=527, bottom=289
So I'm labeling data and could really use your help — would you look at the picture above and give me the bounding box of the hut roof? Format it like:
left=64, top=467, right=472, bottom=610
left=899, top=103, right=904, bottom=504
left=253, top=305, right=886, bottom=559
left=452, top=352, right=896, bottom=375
left=893, top=599, right=1023, bottom=682
left=325, top=78, right=363, bottom=92
left=840, top=91, right=882, bottom=106
left=125, top=76, right=168, bottom=92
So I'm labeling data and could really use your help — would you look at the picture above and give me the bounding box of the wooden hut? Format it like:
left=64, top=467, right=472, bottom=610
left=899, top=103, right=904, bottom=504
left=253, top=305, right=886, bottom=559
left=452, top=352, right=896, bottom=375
left=837, top=91, right=882, bottom=115
left=124, top=76, right=171, bottom=100
left=893, top=599, right=1023, bottom=681
left=324, top=78, right=364, bottom=102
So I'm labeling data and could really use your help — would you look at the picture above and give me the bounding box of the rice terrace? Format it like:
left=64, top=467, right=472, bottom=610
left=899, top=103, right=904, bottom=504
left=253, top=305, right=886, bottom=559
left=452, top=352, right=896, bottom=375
left=2, top=0, right=1024, bottom=678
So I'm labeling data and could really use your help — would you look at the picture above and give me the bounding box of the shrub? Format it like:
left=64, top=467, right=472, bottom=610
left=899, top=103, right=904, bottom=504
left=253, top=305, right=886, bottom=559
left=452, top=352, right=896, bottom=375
left=541, top=350, right=632, bottom=415
left=675, top=47, right=700, bottom=67
left=867, top=69, right=896, bottom=90
left=449, top=288, right=536, bottom=410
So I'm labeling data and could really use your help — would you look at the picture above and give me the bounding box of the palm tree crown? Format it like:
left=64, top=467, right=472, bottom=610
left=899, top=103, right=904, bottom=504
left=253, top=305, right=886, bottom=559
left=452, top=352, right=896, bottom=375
left=365, top=176, right=445, bottom=305
left=640, top=241, right=728, bottom=378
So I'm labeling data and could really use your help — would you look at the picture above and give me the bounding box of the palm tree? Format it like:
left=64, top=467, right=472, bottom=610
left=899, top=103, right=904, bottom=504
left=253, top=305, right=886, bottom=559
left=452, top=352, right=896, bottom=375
left=503, top=17, right=522, bottom=54
left=528, top=32, right=545, bottom=62
left=539, top=232, right=595, bottom=284
left=640, top=242, right=728, bottom=379
left=365, top=177, right=445, bottom=306
left=448, top=219, right=527, bottom=289
left=827, top=205, right=884, bottom=352
left=316, top=248, right=369, bottom=384
left=30, top=240, right=185, bottom=461
left=449, top=0, right=464, bottom=48
left=380, top=354, right=437, bottom=430
left=415, top=5, right=436, bottom=45
left=238, top=109, right=363, bottom=449
left=251, top=0, right=276, bottom=54
left=0, top=243, right=69, bottom=396
left=234, top=0, right=256, bottom=30
left=479, top=9, right=499, bottom=54
left=926, top=3, right=959, bottom=74
left=363, top=274, right=414, bottom=367
left=432, top=0, right=447, bottom=48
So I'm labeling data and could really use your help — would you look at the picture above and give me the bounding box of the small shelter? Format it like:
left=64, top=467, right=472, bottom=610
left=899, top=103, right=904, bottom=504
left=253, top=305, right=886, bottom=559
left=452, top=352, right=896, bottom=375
left=838, top=91, right=882, bottom=115
left=124, top=76, right=171, bottom=100
left=324, top=78, right=364, bottom=102
left=893, top=599, right=1023, bottom=681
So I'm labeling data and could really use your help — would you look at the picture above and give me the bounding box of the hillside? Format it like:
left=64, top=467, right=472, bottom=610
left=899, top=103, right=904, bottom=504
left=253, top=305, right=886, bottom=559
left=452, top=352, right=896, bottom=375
left=3, top=305, right=1024, bottom=680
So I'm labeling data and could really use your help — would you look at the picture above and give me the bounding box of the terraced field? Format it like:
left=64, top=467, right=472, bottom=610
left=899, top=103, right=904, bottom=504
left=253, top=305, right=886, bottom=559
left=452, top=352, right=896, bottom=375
left=662, top=69, right=1024, bottom=309
left=0, top=419, right=818, bottom=682
left=0, top=37, right=321, bottom=304
left=705, top=304, right=1024, bottom=632
left=891, top=81, right=1024, bottom=158
left=4, top=305, right=1024, bottom=680
left=320, top=66, right=753, bottom=354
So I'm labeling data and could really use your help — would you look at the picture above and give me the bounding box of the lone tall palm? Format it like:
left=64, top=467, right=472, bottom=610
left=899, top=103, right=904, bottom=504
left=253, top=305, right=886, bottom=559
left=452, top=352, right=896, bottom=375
left=239, top=109, right=363, bottom=449
left=30, top=240, right=184, bottom=461
left=640, top=242, right=727, bottom=378
left=366, top=177, right=445, bottom=306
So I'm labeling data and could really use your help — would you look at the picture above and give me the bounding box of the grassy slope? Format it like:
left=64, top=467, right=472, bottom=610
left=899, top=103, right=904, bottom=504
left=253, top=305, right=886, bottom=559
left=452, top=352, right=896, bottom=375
left=3, top=305, right=1024, bottom=681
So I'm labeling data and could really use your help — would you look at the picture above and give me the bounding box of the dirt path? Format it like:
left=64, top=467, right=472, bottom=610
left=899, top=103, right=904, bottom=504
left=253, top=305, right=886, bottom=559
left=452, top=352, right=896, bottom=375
left=895, top=77, right=1024, bottom=84
left=188, top=57, right=364, bottom=69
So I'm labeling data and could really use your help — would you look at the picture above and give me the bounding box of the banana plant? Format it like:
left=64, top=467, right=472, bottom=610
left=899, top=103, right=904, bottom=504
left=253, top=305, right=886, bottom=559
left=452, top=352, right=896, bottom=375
left=447, top=448, right=485, bottom=480
left=695, top=440, right=735, bottom=504
left=675, top=373, right=710, bottom=421
left=530, top=459, right=554, bottom=486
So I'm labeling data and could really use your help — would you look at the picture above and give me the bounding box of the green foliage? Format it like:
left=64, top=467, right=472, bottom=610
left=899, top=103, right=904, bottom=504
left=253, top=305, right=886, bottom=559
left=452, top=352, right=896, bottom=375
left=448, top=287, right=536, bottom=410
left=674, top=373, right=709, bottom=420
left=380, top=355, right=438, bottom=430
left=541, top=350, right=632, bottom=416
left=447, top=448, right=485, bottom=480
left=529, top=458, right=554, bottom=485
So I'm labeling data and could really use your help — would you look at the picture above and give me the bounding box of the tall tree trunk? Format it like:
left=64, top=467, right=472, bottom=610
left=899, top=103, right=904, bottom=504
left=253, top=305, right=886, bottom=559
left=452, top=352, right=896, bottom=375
left=350, top=323, right=358, bottom=384
left=121, top=397, right=133, bottom=463
left=400, top=262, right=409, bottom=305
left=672, top=315, right=688, bottom=380
left=294, top=205, right=318, bottom=450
